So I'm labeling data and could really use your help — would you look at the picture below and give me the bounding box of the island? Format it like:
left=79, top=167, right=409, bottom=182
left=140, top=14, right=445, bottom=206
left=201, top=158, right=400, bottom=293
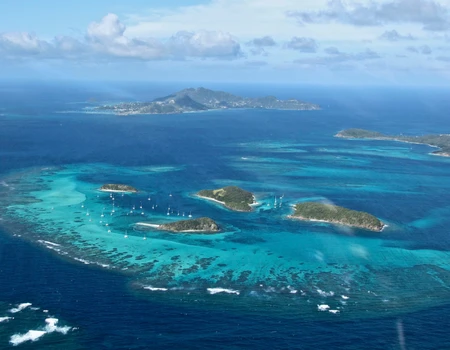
left=137, top=217, right=220, bottom=233
left=197, top=186, right=256, bottom=212
left=95, top=87, right=320, bottom=115
left=336, top=128, right=450, bottom=157
left=99, top=184, right=138, bottom=193
left=289, top=202, right=384, bottom=232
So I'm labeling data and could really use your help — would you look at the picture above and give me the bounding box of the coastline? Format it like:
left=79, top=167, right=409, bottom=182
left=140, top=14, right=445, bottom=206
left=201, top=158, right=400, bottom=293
left=287, top=214, right=385, bottom=232
left=195, top=194, right=255, bottom=212
left=335, top=133, right=450, bottom=158
left=135, top=222, right=219, bottom=233
left=98, top=189, right=137, bottom=193
left=136, top=222, right=160, bottom=228
left=100, top=105, right=320, bottom=116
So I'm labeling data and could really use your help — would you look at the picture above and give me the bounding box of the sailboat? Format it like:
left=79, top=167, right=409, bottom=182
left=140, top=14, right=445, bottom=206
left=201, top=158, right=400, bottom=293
left=188, top=212, right=192, bottom=218
left=124, top=230, right=128, bottom=239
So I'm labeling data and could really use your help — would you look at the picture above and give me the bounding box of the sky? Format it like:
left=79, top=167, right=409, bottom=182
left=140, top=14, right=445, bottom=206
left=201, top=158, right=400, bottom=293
left=1, top=0, right=450, bottom=85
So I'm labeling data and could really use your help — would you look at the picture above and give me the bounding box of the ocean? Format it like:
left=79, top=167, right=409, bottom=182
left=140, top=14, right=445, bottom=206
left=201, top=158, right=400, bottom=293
left=0, top=81, right=450, bottom=349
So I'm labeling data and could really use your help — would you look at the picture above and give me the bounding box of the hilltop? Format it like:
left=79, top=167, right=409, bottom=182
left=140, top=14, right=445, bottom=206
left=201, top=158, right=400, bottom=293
left=96, top=87, right=320, bottom=115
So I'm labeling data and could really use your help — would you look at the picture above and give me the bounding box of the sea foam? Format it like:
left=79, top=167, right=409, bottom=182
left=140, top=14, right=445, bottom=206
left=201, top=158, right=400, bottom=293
left=10, top=330, right=46, bottom=346
left=317, top=304, right=330, bottom=311
left=207, top=288, right=240, bottom=295
left=9, top=303, right=32, bottom=313
left=317, top=289, right=334, bottom=297
left=143, top=286, right=168, bottom=292
left=9, top=318, right=72, bottom=346
left=0, top=316, right=13, bottom=323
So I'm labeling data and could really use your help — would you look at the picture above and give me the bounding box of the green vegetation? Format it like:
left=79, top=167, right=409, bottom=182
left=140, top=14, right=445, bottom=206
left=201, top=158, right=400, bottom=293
left=99, top=184, right=138, bottom=192
left=96, top=87, right=320, bottom=115
left=160, top=217, right=220, bottom=233
left=336, top=128, right=450, bottom=156
left=197, top=186, right=255, bottom=212
left=291, top=202, right=383, bottom=232
left=336, top=128, right=385, bottom=138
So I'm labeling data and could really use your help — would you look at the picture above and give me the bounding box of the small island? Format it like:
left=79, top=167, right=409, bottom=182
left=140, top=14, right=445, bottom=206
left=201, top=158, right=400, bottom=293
left=336, top=128, right=450, bottom=157
left=289, top=202, right=384, bottom=232
left=95, top=87, right=320, bottom=115
left=137, top=217, right=220, bottom=233
left=197, top=186, right=256, bottom=212
left=99, top=184, right=138, bottom=193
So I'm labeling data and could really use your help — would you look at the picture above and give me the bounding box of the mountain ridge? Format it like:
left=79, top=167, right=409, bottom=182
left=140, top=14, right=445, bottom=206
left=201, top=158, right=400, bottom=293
left=96, top=87, right=320, bottom=115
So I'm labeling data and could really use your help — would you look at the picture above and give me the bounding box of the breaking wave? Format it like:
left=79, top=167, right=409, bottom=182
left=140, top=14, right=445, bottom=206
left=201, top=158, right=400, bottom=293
left=9, top=318, right=72, bottom=346
left=9, top=303, right=32, bottom=314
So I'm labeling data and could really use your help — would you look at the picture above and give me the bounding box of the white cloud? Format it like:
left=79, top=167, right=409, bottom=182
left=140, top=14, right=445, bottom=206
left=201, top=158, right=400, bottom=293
left=0, top=32, right=50, bottom=55
left=124, top=0, right=331, bottom=40
left=87, top=13, right=126, bottom=42
left=0, top=14, right=241, bottom=61
left=286, top=37, right=318, bottom=52
left=167, top=30, right=242, bottom=59
left=289, top=0, right=450, bottom=31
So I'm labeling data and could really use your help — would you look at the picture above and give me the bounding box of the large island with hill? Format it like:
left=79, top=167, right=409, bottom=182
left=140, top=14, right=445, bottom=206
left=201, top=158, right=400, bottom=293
left=95, top=87, right=320, bottom=115
left=336, top=128, right=450, bottom=157
left=99, top=184, right=138, bottom=193
left=197, top=186, right=256, bottom=212
left=289, top=202, right=384, bottom=232
left=137, top=217, right=220, bottom=233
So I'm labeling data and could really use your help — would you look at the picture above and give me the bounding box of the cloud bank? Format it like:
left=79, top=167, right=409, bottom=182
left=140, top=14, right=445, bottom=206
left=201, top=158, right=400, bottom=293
left=288, top=0, right=450, bottom=31
left=0, top=13, right=242, bottom=61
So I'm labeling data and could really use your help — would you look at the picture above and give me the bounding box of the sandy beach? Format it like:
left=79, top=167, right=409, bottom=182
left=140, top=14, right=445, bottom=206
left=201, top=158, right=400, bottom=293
left=287, top=215, right=385, bottom=232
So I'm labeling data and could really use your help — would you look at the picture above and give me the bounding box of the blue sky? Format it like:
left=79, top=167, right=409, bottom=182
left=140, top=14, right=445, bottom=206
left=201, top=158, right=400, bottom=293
left=1, top=0, right=450, bottom=85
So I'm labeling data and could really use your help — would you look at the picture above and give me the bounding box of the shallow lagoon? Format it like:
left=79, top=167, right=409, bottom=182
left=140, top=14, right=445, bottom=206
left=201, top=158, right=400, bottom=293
left=2, top=84, right=450, bottom=348
left=2, top=126, right=450, bottom=319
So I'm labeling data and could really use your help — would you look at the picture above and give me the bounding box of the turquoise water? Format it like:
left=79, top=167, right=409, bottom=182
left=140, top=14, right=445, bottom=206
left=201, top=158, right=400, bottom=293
left=2, top=83, right=450, bottom=348
left=2, top=119, right=450, bottom=319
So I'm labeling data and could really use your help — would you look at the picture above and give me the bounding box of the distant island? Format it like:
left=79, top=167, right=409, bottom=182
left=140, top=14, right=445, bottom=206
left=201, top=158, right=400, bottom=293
left=95, top=87, right=320, bottom=115
left=336, top=128, right=450, bottom=157
left=289, top=202, right=384, bottom=232
left=197, top=186, right=256, bottom=212
left=137, top=217, right=220, bottom=233
left=99, top=184, right=138, bottom=193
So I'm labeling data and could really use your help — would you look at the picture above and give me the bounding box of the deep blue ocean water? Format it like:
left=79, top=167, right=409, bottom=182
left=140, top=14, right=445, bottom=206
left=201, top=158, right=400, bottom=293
left=1, top=81, right=450, bottom=349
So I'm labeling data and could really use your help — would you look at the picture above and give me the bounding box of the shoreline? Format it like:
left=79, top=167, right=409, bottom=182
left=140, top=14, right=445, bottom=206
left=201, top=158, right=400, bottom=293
left=97, top=105, right=320, bottom=116
left=135, top=222, right=220, bottom=233
left=335, top=133, right=450, bottom=158
left=98, top=189, right=138, bottom=193
left=287, top=215, right=385, bottom=232
left=136, top=222, right=161, bottom=228
left=195, top=194, right=255, bottom=212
